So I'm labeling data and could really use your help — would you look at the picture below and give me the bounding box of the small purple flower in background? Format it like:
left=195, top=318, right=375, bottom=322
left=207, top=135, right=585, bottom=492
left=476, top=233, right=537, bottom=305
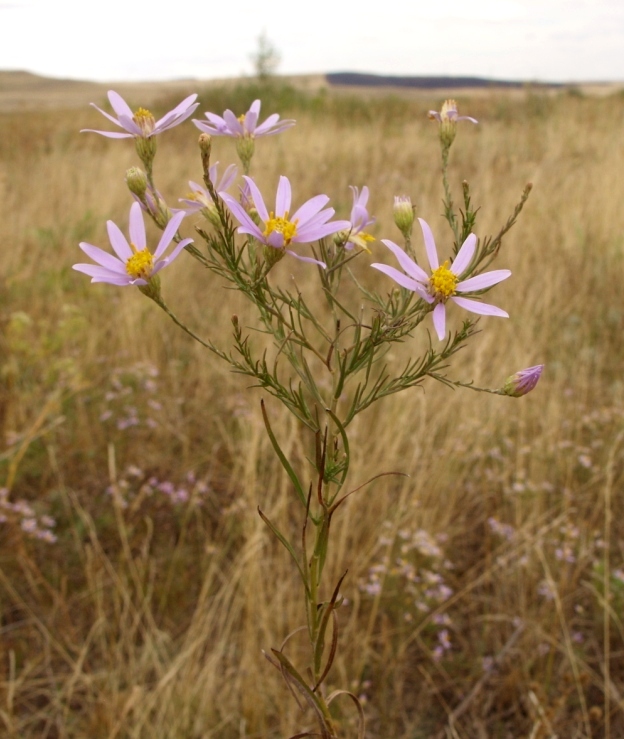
left=428, top=99, right=478, bottom=126
left=193, top=99, right=295, bottom=139
left=428, top=99, right=477, bottom=148
left=336, top=186, right=376, bottom=251
left=82, top=90, right=199, bottom=139
left=73, top=202, right=192, bottom=286
left=179, top=163, right=238, bottom=224
left=371, top=218, right=511, bottom=340
left=502, top=365, right=544, bottom=397
left=220, top=175, right=351, bottom=268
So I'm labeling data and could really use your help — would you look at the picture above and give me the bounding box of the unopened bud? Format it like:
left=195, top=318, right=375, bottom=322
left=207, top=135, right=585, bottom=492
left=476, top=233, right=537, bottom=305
left=393, top=196, right=415, bottom=239
left=199, top=133, right=212, bottom=172
left=247, top=207, right=262, bottom=228
left=501, top=365, right=544, bottom=397
left=125, top=167, right=148, bottom=199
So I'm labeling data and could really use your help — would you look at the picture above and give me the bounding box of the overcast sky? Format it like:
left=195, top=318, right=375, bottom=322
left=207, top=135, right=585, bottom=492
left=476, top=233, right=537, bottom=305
left=1, top=0, right=623, bottom=83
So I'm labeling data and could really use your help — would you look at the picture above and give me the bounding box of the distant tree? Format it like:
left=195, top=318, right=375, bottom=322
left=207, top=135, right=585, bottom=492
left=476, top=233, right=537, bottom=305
left=250, top=31, right=281, bottom=81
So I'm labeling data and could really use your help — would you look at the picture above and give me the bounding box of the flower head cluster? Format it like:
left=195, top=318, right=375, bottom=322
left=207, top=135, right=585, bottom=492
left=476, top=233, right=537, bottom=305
left=428, top=99, right=478, bottom=147
left=193, top=99, right=295, bottom=139
left=82, top=90, right=199, bottom=139
left=335, top=186, right=376, bottom=251
left=372, top=218, right=511, bottom=340
left=179, top=162, right=238, bottom=226
left=73, top=202, right=192, bottom=287
left=220, top=175, right=350, bottom=268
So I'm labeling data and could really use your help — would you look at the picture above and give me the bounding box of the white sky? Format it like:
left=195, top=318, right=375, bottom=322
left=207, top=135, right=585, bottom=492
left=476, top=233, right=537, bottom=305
left=1, top=0, right=623, bottom=83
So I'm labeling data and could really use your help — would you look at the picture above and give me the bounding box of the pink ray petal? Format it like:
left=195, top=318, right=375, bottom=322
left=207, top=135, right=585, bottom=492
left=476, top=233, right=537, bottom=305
left=451, top=234, right=477, bottom=276
left=451, top=296, right=509, bottom=317
left=432, top=303, right=447, bottom=340
left=381, top=239, right=429, bottom=283
left=418, top=218, right=439, bottom=270
left=106, top=221, right=132, bottom=261
left=457, top=269, right=511, bottom=292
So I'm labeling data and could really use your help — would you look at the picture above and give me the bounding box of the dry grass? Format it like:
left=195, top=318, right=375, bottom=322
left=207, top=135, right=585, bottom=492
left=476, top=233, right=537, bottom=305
left=1, top=80, right=624, bottom=738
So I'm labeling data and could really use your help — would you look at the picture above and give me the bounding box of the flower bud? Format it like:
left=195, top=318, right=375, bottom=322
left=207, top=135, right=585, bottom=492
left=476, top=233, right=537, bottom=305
left=501, top=365, right=544, bottom=397
left=393, top=196, right=415, bottom=239
left=125, top=167, right=148, bottom=200
left=199, top=133, right=212, bottom=172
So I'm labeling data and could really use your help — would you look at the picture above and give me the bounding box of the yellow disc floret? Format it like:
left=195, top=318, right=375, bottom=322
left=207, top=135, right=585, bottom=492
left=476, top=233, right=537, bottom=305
left=133, top=107, right=156, bottom=136
left=126, top=244, right=154, bottom=281
left=263, top=211, right=298, bottom=246
left=429, top=260, right=458, bottom=301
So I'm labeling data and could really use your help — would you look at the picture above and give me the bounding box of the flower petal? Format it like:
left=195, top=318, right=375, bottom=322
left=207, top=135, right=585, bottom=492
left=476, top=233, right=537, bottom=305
left=220, top=193, right=265, bottom=240
left=275, top=176, right=292, bottom=217
left=73, top=263, right=131, bottom=285
left=154, top=210, right=186, bottom=259
left=451, top=234, right=477, bottom=276
left=78, top=243, right=126, bottom=273
left=451, top=296, right=509, bottom=317
left=291, top=194, right=330, bottom=226
left=107, top=90, right=134, bottom=119
left=80, top=128, right=134, bottom=138
left=457, top=269, right=511, bottom=292
left=106, top=220, right=132, bottom=261
left=371, top=263, right=430, bottom=297
left=129, top=202, right=146, bottom=250
left=223, top=109, right=244, bottom=136
left=241, top=176, right=269, bottom=223
left=418, top=218, right=439, bottom=270
left=381, top=239, right=430, bottom=283
left=295, top=219, right=350, bottom=243
left=285, top=249, right=326, bottom=268
left=432, top=303, right=446, bottom=340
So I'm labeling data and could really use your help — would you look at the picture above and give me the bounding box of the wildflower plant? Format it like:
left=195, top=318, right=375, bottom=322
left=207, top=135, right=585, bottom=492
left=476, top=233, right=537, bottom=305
left=77, top=94, right=539, bottom=737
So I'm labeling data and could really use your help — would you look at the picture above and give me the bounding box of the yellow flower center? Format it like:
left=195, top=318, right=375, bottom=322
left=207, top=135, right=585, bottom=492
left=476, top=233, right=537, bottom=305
left=429, top=260, right=458, bottom=301
left=263, top=211, right=298, bottom=245
left=126, top=244, right=154, bottom=280
left=133, top=107, right=155, bottom=136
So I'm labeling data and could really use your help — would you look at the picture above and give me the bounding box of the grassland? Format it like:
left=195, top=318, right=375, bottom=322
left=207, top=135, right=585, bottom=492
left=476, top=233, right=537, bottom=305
left=1, top=75, right=624, bottom=738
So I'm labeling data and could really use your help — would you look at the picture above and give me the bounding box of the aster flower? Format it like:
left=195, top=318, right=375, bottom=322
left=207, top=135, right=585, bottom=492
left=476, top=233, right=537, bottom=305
left=193, top=99, right=295, bottom=139
left=73, top=202, right=192, bottom=287
left=502, top=365, right=544, bottom=397
left=428, top=99, right=477, bottom=147
left=179, top=163, right=238, bottom=223
left=81, top=90, right=199, bottom=139
left=220, top=175, right=350, bottom=268
left=371, top=218, right=511, bottom=340
left=335, top=186, right=376, bottom=251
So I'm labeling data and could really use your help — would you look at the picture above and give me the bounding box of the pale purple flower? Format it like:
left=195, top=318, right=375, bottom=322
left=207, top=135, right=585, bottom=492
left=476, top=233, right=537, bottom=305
left=337, top=186, right=376, bottom=251
left=82, top=91, right=199, bottom=139
left=502, top=365, right=544, bottom=397
left=193, top=99, right=295, bottom=138
left=73, top=202, right=192, bottom=286
left=428, top=99, right=478, bottom=125
left=371, top=218, right=511, bottom=340
left=220, top=175, right=351, bottom=267
left=179, top=162, right=238, bottom=214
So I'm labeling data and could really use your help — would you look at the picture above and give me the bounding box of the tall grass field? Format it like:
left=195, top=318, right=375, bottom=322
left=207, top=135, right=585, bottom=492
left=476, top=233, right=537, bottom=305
left=1, top=78, right=624, bottom=738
